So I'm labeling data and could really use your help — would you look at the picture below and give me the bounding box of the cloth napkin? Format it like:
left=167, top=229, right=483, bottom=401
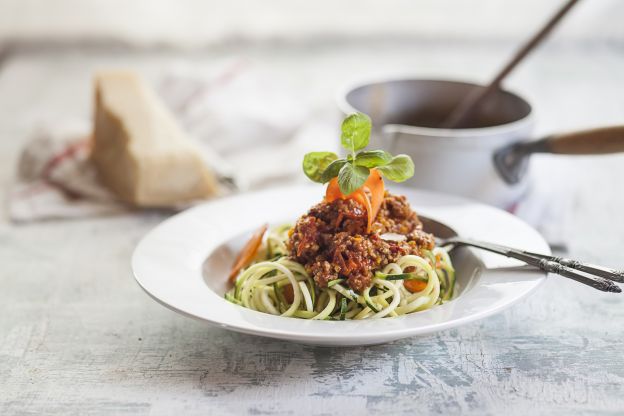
left=8, top=60, right=320, bottom=222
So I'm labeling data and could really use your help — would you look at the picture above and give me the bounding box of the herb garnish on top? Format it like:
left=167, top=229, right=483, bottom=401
left=302, top=113, right=415, bottom=195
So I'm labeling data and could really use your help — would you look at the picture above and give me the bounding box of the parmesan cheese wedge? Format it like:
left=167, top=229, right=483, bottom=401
left=91, top=70, right=219, bottom=207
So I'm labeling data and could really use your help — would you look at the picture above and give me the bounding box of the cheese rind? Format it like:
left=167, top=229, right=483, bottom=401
left=92, top=70, right=219, bottom=207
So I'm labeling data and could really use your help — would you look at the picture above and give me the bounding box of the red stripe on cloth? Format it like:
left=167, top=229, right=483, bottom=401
left=41, top=138, right=91, bottom=181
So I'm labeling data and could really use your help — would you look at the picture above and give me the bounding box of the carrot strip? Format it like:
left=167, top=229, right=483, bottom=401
left=325, top=177, right=343, bottom=201
left=324, top=168, right=385, bottom=232
left=364, top=169, right=384, bottom=226
left=228, top=223, right=268, bottom=283
left=404, top=279, right=427, bottom=293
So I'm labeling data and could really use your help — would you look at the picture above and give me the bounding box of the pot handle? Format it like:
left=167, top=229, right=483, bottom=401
left=494, top=125, right=624, bottom=185
left=536, top=125, right=624, bottom=155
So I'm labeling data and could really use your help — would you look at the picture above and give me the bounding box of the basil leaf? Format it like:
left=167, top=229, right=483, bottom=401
left=341, top=113, right=371, bottom=153
left=338, top=163, right=369, bottom=195
left=377, top=154, right=415, bottom=182
left=320, top=159, right=347, bottom=183
left=354, top=150, right=392, bottom=168
left=303, top=152, right=338, bottom=183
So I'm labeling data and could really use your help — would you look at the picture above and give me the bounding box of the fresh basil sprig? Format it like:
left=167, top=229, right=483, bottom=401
left=302, top=151, right=338, bottom=182
left=341, top=112, right=371, bottom=153
left=302, top=113, right=414, bottom=195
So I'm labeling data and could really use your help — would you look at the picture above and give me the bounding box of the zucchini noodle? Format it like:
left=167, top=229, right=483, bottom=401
left=225, top=226, right=456, bottom=320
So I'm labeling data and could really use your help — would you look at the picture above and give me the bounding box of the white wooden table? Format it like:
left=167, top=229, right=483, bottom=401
left=1, top=41, right=624, bottom=415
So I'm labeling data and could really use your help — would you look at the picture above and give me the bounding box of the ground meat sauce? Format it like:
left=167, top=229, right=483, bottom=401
left=288, top=192, right=435, bottom=292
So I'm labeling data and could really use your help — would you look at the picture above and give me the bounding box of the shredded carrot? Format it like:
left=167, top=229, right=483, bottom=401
left=324, top=177, right=344, bottom=201
left=324, top=168, right=385, bottom=232
left=404, top=280, right=427, bottom=293
left=364, top=169, right=384, bottom=226
left=228, top=223, right=268, bottom=283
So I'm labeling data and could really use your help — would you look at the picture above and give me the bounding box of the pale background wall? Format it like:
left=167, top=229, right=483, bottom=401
left=0, top=0, right=623, bottom=48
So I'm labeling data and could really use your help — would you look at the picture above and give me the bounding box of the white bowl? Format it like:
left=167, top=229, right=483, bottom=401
left=131, top=185, right=549, bottom=346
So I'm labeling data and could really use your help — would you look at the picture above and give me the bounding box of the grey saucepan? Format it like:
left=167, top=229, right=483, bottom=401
left=338, top=77, right=624, bottom=208
left=337, top=78, right=534, bottom=208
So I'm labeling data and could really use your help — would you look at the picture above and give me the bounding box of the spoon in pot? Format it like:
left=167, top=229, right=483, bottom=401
left=441, top=0, right=581, bottom=128
left=493, top=125, right=624, bottom=185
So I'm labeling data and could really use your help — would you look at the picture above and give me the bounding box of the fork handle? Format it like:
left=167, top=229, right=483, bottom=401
left=466, top=239, right=624, bottom=283
left=523, top=253, right=624, bottom=283
left=533, top=258, right=621, bottom=293
left=502, top=251, right=621, bottom=293
left=444, top=238, right=622, bottom=293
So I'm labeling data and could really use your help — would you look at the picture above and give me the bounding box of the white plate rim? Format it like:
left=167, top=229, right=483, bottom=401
left=131, top=185, right=550, bottom=345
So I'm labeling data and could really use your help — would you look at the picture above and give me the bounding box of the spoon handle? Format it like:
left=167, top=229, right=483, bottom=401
left=440, top=0, right=580, bottom=128
left=441, top=238, right=622, bottom=293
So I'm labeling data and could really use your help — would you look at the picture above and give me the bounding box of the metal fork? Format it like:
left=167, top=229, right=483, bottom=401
left=436, top=237, right=623, bottom=293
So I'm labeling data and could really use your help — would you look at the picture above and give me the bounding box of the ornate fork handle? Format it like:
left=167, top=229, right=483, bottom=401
left=537, top=255, right=624, bottom=283
left=536, top=259, right=621, bottom=293
left=439, top=237, right=622, bottom=293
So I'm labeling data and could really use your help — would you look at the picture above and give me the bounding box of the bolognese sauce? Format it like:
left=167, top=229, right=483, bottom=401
left=289, top=192, right=434, bottom=292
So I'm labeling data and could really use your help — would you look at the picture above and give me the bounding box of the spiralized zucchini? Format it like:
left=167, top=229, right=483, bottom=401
left=225, top=226, right=456, bottom=320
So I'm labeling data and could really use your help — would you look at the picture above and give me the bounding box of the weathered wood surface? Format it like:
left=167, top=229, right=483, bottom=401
left=1, top=43, right=624, bottom=415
